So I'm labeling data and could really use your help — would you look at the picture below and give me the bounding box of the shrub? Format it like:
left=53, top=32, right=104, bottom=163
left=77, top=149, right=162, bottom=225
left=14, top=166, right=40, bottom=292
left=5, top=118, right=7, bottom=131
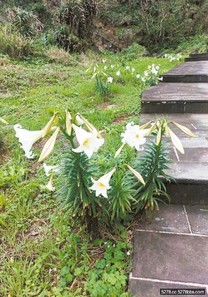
left=0, top=25, right=34, bottom=59
left=6, top=6, right=43, bottom=37
left=46, top=46, right=73, bottom=65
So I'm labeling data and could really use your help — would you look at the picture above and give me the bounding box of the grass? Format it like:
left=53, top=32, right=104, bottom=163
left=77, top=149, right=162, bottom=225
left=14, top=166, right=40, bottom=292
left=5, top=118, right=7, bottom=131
left=0, top=51, right=180, bottom=296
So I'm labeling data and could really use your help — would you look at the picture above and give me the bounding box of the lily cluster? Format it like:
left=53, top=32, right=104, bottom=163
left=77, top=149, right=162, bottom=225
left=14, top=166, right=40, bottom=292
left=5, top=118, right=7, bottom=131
left=13, top=112, right=148, bottom=199
left=87, top=59, right=161, bottom=89
left=138, top=64, right=161, bottom=85
left=164, top=53, right=182, bottom=62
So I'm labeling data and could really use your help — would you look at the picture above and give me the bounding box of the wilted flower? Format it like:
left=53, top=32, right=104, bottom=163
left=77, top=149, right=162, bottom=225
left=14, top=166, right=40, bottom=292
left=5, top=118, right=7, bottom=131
left=116, top=70, right=121, bottom=76
left=107, top=76, right=113, bottom=83
left=90, top=168, right=116, bottom=198
left=121, top=122, right=147, bottom=151
left=14, top=124, right=43, bottom=159
left=72, top=124, right=104, bottom=158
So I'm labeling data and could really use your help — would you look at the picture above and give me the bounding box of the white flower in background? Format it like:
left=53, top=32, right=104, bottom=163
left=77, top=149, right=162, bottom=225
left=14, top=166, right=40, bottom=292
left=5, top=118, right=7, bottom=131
left=141, top=77, right=146, bottom=82
left=148, top=65, right=151, bottom=70
left=169, top=56, right=175, bottom=62
left=126, top=66, right=130, bottom=70
left=107, top=76, right=113, bottom=83
left=136, top=74, right=141, bottom=79
left=104, top=65, right=107, bottom=70
left=111, top=65, right=115, bottom=69
left=43, top=163, right=60, bottom=176
left=144, top=71, right=149, bottom=77
left=90, top=168, right=116, bottom=198
left=75, top=114, right=85, bottom=126
left=116, top=70, right=121, bottom=76
left=132, top=67, right=135, bottom=72
left=72, top=124, right=104, bottom=158
left=156, top=65, right=160, bottom=70
left=44, top=176, right=55, bottom=192
left=102, top=59, right=106, bottom=63
left=121, top=122, right=147, bottom=151
left=14, top=124, right=43, bottom=159
left=151, top=67, right=158, bottom=75
left=158, top=76, right=163, bottom=81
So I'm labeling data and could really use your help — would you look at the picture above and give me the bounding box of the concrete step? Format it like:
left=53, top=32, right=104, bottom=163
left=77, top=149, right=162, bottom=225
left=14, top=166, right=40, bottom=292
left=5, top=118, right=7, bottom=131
left=185, top=53, right=208, bottom=62
left=161, top=61, right=208, bottom=83
left=129, top=204, right=208, bottom=297
left=141, top=83, right=208, bottom=113
left=141, top=113, right=208, bottom=205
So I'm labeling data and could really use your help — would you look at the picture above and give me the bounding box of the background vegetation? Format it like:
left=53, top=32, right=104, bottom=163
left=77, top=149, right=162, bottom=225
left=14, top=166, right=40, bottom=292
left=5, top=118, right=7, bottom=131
left=0, top=0, right=208, bottom=57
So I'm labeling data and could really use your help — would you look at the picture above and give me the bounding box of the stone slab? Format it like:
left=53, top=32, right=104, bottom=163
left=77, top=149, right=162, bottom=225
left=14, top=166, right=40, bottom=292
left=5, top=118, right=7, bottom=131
left=129, top=278, right=208, bottom=297
left=169, top=148, right=208, bottom=163
left=132, top=231, right=208, bottom=284
left=166, top=162, right=208, bottom=183
left=138, top=204, right=190, bottom=233
left=141, top=83, right=208, bottom=113
left=162, top=75, right=208, bottom=83
left=166, top=183, right=208, bottom=205
left=186, top=205, right=208, bottom=235
left=163, top=61, right=208, bottom=76
left=140, top=113, right=208, bottom=136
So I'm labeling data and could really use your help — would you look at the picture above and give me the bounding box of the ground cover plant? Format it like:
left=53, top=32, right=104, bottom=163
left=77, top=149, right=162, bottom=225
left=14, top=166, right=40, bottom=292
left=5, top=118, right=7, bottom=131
left=0, top=50, right=188, bottom=296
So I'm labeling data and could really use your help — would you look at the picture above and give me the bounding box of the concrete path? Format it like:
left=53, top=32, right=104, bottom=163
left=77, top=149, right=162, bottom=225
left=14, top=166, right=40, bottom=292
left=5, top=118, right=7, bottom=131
left=130, top=56, right=208, bottom=297
left=130, top=205, right=208, bottom=297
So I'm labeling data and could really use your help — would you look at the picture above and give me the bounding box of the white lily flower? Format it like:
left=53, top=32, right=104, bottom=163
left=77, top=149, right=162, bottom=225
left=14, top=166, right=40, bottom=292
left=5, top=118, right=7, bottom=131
left=43, top=163, right=60, bottom=176
left=151, top=67, right=158, bottom=75
left=107, top=77, right=113, bottom=83
left=116, top=70, right=121, bottom=76
left=75, top=114, right=84, bottom=126
left=90, top=168, right=116, bottom=198
left=121, top=122, right=147, bottom=151
left=14, top=124, right=43, bottom=159
left=72, top=124, right=104, bottom=158
left=44, top=176, right=55, bottom=192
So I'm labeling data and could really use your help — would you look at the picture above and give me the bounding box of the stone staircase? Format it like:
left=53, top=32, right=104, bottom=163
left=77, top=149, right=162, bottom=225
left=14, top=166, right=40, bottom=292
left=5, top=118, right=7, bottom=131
left=130, top=55, right=208, bottom=297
